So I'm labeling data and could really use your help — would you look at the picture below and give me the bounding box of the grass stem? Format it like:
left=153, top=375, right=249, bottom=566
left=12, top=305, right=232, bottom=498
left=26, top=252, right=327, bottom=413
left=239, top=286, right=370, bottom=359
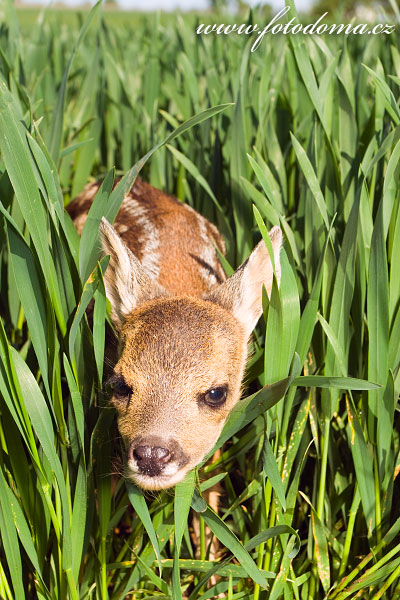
left=371, top=561, right=400, bottom=600
left=317, top=418, right=330, bottom=521
left=373, top=452, right=382, bottom=551
left=200, top=516, right=206, bottom=561
left=337, top=485, right=360, bottom=580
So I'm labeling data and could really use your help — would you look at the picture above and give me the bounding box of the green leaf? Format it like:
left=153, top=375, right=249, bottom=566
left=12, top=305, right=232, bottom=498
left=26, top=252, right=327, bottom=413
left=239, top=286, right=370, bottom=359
left=6, top=218, right=50, bottom=398
left=367, top=199, right=389, bottom=443
left=346, top=398, right=375, bottom=535
left=300, top=492, right=330, bottom=593
left=0, top=468, right=25, bottom=598
left=222, top=479, right=261, bottom=521
left=205, top=376, right=291, bottom=461
left=68, top=258, right=107, bottom=360
left=0, top=79, right=66, bottom=333
left=63, top=355, right=84, bottom=451
left=127, top=482, right=163, bottom=574
left=166, top=143, right=226, bottom=220
left=294, top=376, right=380, bottom=390
left=10, top=349, right=73, bottom=570
left=290, top=132, right=330, bottom=230
left=323, top=193, right=360, bottom=418
left=47, top=1, right=101, bottom=163
left=248, top=152, right=283, bottom=215
left=191, top=487, right=208, bottom=513
left=174, top=469, right=195, bottom=552
left=78, top=168, right=114, bottom=283
left=362, top=64, right=400, bottom=125
left=295, top=218, right=334, bottom=365
left=93, top=277, right=106, bottom=384
left=105, top=103, right=233, bottom=224
left=268, top=535, right=297, bottom=600
left=71, top=458, right=87, bottom=582
left=202, top=506, right=268, bottom=588
left=262, top=434, right=286, bottom=510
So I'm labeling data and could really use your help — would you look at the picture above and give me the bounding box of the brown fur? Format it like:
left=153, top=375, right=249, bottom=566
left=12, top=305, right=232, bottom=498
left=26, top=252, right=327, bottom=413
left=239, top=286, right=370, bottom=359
left=68, top=178, right=226, bottom=295
left=68, top=178, right=282, bottom=490
left=115, top=296, right=247, bottom=489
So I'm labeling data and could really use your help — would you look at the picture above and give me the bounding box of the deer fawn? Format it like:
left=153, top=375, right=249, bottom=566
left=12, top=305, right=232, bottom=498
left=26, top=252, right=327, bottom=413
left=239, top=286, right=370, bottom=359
left=68, top=178, right=282, bottom=490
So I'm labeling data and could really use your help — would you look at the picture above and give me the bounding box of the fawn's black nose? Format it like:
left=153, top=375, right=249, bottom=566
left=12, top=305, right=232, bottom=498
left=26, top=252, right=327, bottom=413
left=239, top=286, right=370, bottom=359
left=132, top=445, right=171, bottom=476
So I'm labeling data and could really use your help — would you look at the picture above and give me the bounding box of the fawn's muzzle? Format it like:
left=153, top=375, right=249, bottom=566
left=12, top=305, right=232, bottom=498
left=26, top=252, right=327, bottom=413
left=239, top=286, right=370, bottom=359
left=127, top=436, right=189, bottom=486
left=132, top=445, right=171, bottom=476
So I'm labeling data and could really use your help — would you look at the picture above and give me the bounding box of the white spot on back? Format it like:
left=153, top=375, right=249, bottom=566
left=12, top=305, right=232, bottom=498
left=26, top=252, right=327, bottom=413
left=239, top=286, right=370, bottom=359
left=197, top=214, right=219, bottom=286
left=123, top=195, right=160, bottom=278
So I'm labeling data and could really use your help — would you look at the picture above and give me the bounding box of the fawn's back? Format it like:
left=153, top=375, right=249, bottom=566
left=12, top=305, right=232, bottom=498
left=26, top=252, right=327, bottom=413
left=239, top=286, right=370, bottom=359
left=68, top=178, right=226, bottom=296
left=68, top=178, right=282, bottom=490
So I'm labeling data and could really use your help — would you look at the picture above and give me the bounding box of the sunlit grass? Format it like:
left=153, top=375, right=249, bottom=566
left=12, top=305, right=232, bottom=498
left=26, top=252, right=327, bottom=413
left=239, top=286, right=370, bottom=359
left=0, top=1, right=399, bottom=598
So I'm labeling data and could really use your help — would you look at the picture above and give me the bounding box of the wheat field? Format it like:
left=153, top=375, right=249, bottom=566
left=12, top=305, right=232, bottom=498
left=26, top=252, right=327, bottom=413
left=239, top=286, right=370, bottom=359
left=0, top=1, right=399, bottom=598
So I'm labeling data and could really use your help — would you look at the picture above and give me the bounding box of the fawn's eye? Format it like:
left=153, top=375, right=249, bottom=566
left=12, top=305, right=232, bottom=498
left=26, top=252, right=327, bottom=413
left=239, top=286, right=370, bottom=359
left=202, top=386, right=228, bottom=408
left=107, top=375, right=133, bottom=402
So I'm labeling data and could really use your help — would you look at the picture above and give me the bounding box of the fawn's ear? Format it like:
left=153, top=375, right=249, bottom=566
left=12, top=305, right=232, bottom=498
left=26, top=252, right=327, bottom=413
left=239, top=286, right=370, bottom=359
left=99, top=218, right=166, bottom=328
left=206, top=226, right=282, bottom=338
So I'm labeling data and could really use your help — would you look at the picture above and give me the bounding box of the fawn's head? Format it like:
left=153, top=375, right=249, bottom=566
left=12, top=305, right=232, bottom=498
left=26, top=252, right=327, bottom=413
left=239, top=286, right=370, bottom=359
left=100, top=218, right=282, bottom=490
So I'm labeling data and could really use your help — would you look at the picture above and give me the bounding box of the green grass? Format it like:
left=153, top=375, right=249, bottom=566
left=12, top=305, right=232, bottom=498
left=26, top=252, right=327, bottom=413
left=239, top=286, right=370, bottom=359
left=14, top=6, right=200, bottom=31
left=0, top=1, right=400, bottom=598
